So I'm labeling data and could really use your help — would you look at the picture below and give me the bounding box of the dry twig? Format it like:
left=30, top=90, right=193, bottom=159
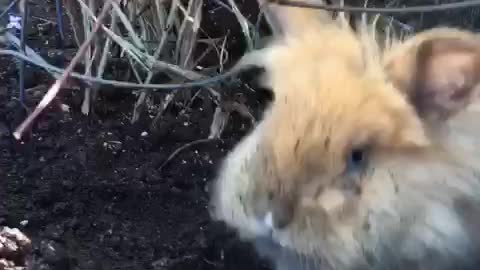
left=158, top=138, right=218, bottom=171
left=13, top=0, right=115, bottom=140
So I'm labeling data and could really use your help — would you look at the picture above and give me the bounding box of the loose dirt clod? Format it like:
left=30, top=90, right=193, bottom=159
left=0, top=227, right=32, bottom=270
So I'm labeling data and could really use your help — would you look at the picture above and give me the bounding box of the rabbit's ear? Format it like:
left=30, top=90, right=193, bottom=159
left=384, top=28, right=480, bottom=124
left=258, top=0, right=335, bottom=36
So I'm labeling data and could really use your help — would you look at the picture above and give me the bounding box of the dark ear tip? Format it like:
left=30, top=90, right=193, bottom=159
left=394, top=32, right=480, bottom=123
left=416, top=32, right=480, bottom=69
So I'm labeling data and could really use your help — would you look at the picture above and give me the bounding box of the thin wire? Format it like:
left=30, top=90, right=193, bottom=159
left=0, top=49, right=246, bottom=90
left=7, top=0, right=473, bottom=92
left=269, top=0, right=480, bottom=13
left=0, top=0, right=20, bottom=18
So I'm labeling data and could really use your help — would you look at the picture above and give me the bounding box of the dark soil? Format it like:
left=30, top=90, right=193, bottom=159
left=0, top=1, right=273, bottom=270
left=1, top=0, right=479, bottom=270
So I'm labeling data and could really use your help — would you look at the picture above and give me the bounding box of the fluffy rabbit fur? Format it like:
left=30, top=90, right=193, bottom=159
left=209, top=2, right=480, bottom=270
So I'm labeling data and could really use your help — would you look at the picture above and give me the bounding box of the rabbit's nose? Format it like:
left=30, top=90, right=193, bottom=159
left=264, top=198, right=295, bottom=230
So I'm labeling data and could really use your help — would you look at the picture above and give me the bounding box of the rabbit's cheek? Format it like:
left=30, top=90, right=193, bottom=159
left=314, top=189, right=346, bottom=213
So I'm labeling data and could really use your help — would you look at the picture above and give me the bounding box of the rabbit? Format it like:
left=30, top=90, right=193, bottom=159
left=209, top=1, right=480, bottom=269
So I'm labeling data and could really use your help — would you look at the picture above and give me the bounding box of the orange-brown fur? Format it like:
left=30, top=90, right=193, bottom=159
left=209, top=2, right=480, bottom=270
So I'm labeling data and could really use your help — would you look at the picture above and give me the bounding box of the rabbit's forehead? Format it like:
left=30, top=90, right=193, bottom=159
left=269, top=76, right=397, bottom=141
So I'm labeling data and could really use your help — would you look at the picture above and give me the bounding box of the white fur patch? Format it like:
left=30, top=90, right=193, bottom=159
left=317, top=189, right=346, bottom=213
left=264, top=212, right=274, bottom=229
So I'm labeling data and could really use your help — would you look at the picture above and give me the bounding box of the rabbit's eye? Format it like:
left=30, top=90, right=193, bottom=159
left=346, top=147, right=368, bottom=173
left=340, top=147, right=369, bottom=193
